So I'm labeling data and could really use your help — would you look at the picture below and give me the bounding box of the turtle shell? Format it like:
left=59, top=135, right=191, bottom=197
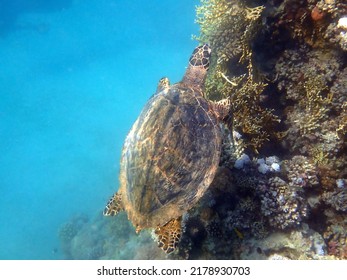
left=119, top=83, right=222, bottom=230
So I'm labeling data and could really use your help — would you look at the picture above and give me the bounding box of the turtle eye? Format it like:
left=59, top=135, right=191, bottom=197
left=202, top=43, right=211, bottom=52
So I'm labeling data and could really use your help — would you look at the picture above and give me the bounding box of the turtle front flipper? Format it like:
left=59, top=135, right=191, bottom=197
left=103, top=192, right=124, bottom=216
left=156, top=77, right=170, bottom=94
left=212, top=98, right=232, bottom=120
left=212, top=98, right=233, bottom=131
left=154, top=217, right=182, bottom=254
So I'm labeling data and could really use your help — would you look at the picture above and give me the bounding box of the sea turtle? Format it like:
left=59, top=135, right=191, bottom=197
left=103, top=44, right=230, bottom=254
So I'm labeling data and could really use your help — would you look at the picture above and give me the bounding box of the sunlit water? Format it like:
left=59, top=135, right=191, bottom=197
left=0, top=0, right=199, bottom=259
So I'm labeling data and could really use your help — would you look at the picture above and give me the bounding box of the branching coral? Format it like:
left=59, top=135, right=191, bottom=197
left=331, top=68, right=347, bottom=141
left=323, top=189, right=347, bottom=212
left=54, top=0, right=347, bottom=261
left=276, top=46, right=344, bottom=158
left=194, top=0, right=279, bottom=153
left=195, top=0, right=263, bottom=64
left=296, top=74, right=333, bottom=134
left=195, top=0, right=264, bottom=101
left=229, top=77, right=280, bottom=152
left=206, top=219, right=223, bottom=238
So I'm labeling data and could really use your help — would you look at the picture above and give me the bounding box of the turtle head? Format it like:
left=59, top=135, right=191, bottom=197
left=182, top=44, right=211, bottom=90
left=188, top=44, right=211, bottom=70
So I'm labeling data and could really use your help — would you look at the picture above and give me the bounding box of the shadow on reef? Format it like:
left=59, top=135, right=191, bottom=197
left=0, top=0, right=72, bottom=36
left=59, top=0, right=347, bottom=260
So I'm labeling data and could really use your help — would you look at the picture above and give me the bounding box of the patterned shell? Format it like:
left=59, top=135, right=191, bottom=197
left=118, top=81, right=222, bottom=230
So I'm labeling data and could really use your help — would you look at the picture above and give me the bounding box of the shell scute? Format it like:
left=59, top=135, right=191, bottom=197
left=119, top=85, right=221, bottom=229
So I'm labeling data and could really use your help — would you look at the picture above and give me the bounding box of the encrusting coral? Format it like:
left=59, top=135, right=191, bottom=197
left=259, top=177, right=309, bottom=230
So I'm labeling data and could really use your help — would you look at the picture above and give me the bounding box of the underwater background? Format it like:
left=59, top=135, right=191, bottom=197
left=0, top=0, right=199, bottom=259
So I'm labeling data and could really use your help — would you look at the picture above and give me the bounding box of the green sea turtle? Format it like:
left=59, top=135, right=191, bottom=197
left=104, top=44, right=230, bottom=254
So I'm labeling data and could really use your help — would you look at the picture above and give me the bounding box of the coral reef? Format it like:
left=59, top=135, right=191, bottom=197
left=58, top=222, right=78, bottom=243
left=58, top=214, right=88, bottom=259
left=176, top=0, right=346, bottom=259
left=240, top=224, right=333, bottom=260
left=284, top=156, right=319, bottom=188
left=323, top=188, right=347, bottom=212
left=58, top=212, right=166, bottom=260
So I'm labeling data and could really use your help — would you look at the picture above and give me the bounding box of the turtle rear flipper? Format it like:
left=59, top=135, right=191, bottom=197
left=103, top=192, right=124, bottom=216
left=155, top=218, right=182, bottom=254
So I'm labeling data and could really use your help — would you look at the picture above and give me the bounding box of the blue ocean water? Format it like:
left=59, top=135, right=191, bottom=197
left=0, top=0, right=199, bottom=259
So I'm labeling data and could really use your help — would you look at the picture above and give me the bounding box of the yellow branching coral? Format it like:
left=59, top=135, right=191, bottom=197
left=230, top=76, right=279, bottom=152
left=312, top=145, right=330, bottom=166
left=296, top=74, right=333, bottom=134
left=336, top=102, right=347, bottom=139
left=194, top=0, right=263, bottom=64
left=194, top=0, right=278, bottom=153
